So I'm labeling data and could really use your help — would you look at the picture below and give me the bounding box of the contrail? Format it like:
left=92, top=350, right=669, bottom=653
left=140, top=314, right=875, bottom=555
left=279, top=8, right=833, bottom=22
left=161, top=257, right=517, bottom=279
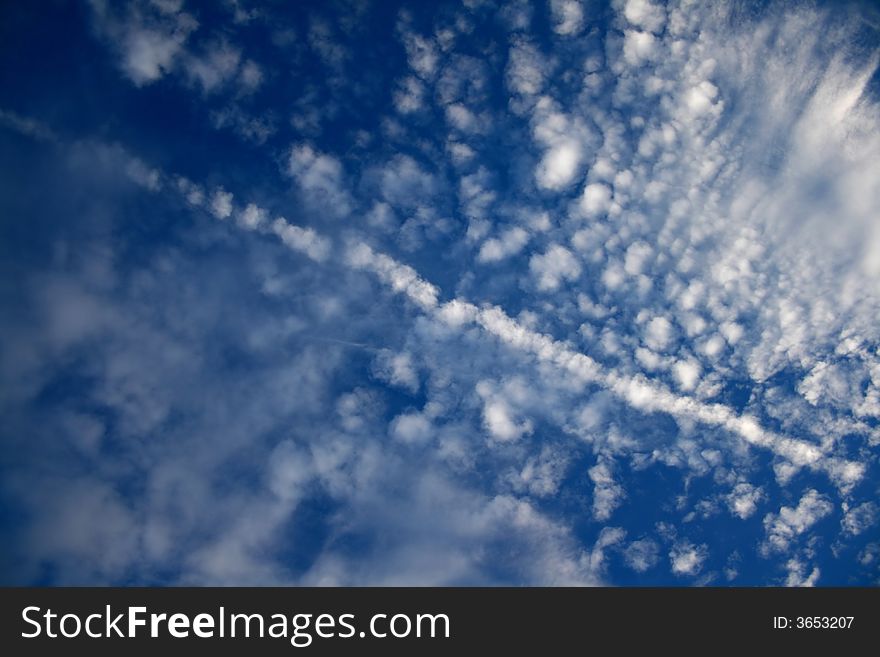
left=305, top=336, right=375, bottom=350
left=164, top=170, right=865, bottom=491
left=346, top=242, right=865, bottom=492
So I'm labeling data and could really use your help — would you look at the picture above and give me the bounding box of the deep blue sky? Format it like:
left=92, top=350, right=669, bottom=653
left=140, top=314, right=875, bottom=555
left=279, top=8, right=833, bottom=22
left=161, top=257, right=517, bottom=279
left=0, top=0, right=879, bottom=586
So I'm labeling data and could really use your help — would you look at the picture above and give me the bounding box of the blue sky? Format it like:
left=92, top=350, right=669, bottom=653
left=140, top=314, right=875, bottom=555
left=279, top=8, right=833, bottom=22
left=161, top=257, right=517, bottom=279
left=1, top=0, right=879, bottom=586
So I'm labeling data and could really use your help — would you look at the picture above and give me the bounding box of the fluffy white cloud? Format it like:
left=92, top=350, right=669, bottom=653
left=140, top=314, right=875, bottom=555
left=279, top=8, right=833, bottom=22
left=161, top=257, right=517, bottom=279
left=476, top=380, right=535, bottom=443
left=529, top=245, right=582, bottom=290
left=270, top=218, right=331, bottom=262
left=482, top=399, right=531, bottom=442
left=125, top=157, right=162, bottom=190
left=506, top=38, right=547, bottom=99
left=379, top=155, right=437, bottom=209
left=175, top=177, right=204, bottom=206
left=589, top=459, right=626, bottom=521
left=784, top=558, right=821, bottom=587
left=237, top=60, right=263, bottom=94
left=400, top=30, right=439, bottom=79
left=623, top=240, right=652, bottom=275
left=726, top=483, right=764, bottom=520
left=512, top=446, right=569, bottom=497
left=669, top=540, right=708, bottom=576
left=286, top=144, right=352, bottom=217
left=390, top=412, right=433, bottom=444
left=841, top=501, right=878, bottom=537
left=346, top=242, right=439, bottom=311
left=373, top=350, right=420, bottom=392
left=0, top=108, right=56, bottom=141
left=210, top=106, right=276, bottom=144
left=536, top=140, right=583, bottom=190
left=394, top=76, right=426, bottom=114
left=622, top=30, right=657, bottom=65
left=643, top=316, right=675, bottom=351
left=531, top=98, right=592, bottom=190
left=209, top=188, right=233, bottom=219
left=580, top=182, right=612, bottom=216
left=237, top=203, right=266, bottom=231
left=446, top=103, right=482, bottom=132
left=762, top=490, right=834, bottom=555
left=550, top=0, right=585, bottom=36
left=120, top=23, right=194, bottom=85
left=619, top=0, right=665, bottom=33
left=88, top=0, right=263, bottom=99
left=672, top=359, right=701, bottom=391
left=183, top=42, right=241, bottom=93
left=623, top=538, right=659, bottom=572
left=478, top=227, right=530, bottom=263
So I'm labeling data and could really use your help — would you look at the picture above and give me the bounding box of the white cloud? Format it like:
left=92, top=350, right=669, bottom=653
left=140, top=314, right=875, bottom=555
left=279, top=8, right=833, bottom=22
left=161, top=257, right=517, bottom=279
left=401, top=30, right=439, bottom=79
left=210, top=106, right=276, bottom=144
left=726, top=483, right=764, bottom=520
left=683, top=80, right=720, bottom=117
left=506, top=38, right=547, bottom=99
left=672, top=359, right=701, bottom=391
left=550, top=0, right=585, bottom=36
left=346, top=242, right=439, bottom=311
left=622, top=30, right=657, bottom=66
left=0, top=108, right=56, bottom=141
left=586, top=526, right=626, bottom=573
left=379, top=155, right=437, bottom=209
left=286, top=144, right=352, bottom=217
left=589, top=459, right=626, bottom=520
left=643, top=316, right=675, bottom=351
left=237, top=203, right=266, bottom=231
left=580, top=182, right=612, bottom=216
left=89, top=0, right=198, bottom=86
left=446, top=103, right=481, bottom=132
left=125, top=157, right=162, bottom=191
left=798, top=362, right=861, bottom=408
left=482, top=399, right=531, bottom=442
left=841, top=501, right=878, bottom=537
left=270, top=218, right=331, bottom=262
left=394, top=76, right=426, bottom=114
left=531, top=98, right=592, bottom=190
left=209, top=188, right=233, bottom=219
left=447, top=141, right=476, bottom=165
left=25, top=478, right=139, bottom=582
left=437, top=299, right=478, bottom=328
left=476, top=380, right=534, bottom=443
left=536, top=140, right=584, bottom=190
left=390, top=412, right=433, bottom=444
left=122, top=28, right=188, bottom=84
left=784, top=558, right=821, bottom=587
left=623, top=240, right=652, bottom=276
left=373, top=350, right=420, bottom=392
left=478, top=227, right=530, bottom=263
left=512, top=445, right=568, bottom=497
left=237, top=59, right=263, bottom=94
left=762, top=490, right=833, bottom=555
left=529, top=244, right=582, bottom=290
left=183, top=42, right=241, bottom=93
left=670, top=540, right=708, bottom=576
left=620, top=0, right=665, bottom=34
left=175, top=177, right=204, bottom=206
left=308, top=18, right=348, bottom=69
left=623, top=538, right=659, bottom=572
left=459, top=168, right=496, bottom=221
left=270, top=218, right=330, bottom=262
